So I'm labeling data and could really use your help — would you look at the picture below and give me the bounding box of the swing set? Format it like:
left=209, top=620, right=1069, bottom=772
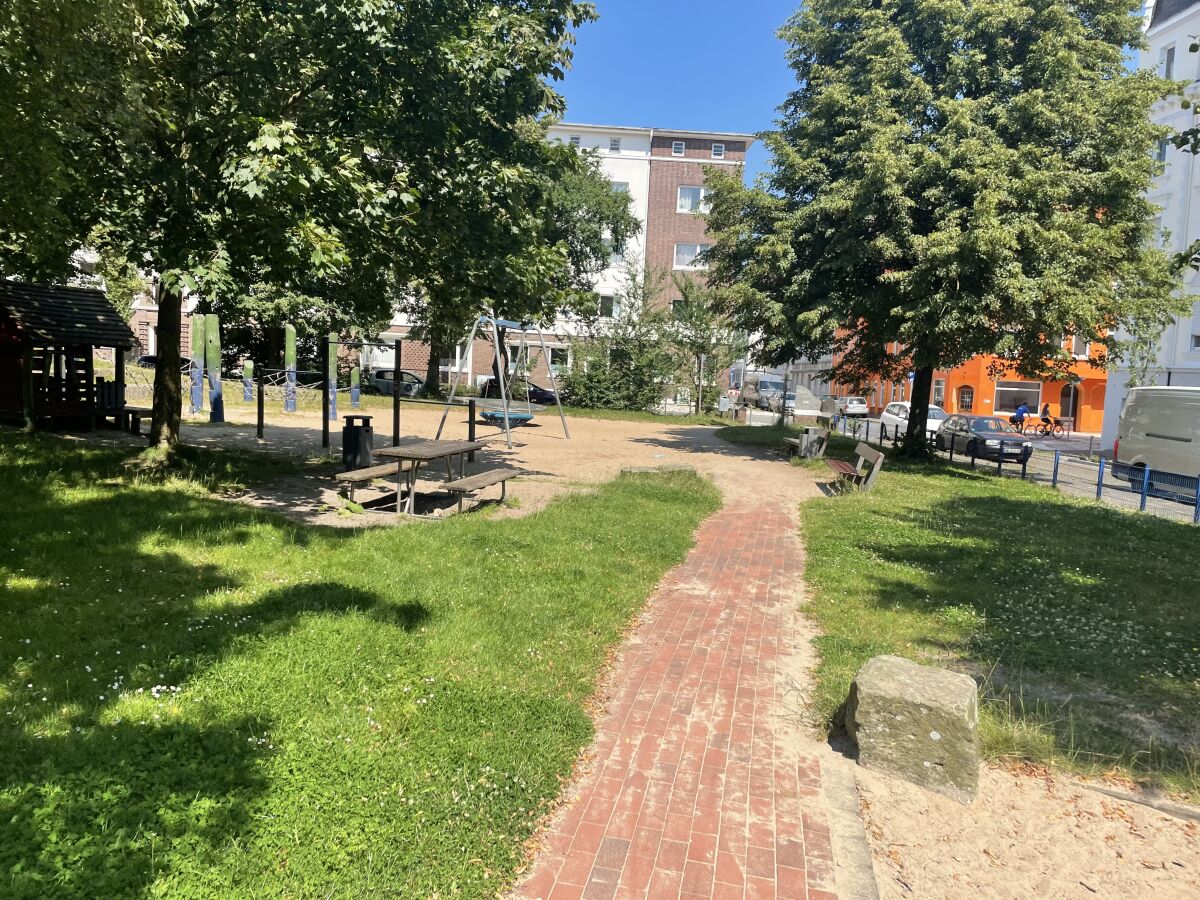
left=436, top=314, right=570, bottom=449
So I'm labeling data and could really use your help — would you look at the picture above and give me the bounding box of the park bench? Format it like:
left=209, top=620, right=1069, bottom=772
left=824, top=442, right=885, bottom=492
left=123, top=406, right=152, bottom=434
left=335, top=461, right=413, bottom=503
left=442, top=468, right=523, bottom=513
left=784, top=427, right=829, bottom=460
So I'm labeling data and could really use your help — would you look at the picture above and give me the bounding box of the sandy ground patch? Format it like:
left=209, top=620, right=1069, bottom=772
left=850, top=758, right=1199, bottom=899
left=176, top=403, right=823, bottom=524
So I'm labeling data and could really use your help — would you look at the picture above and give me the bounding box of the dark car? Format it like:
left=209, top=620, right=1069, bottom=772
left=934, top=414, right=1033, bottom=461
left=480, top=377, right=560, bottom=405
left=135, top=354, right=157, bottom=368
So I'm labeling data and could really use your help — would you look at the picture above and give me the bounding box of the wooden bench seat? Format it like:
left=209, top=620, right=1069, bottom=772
left=824, top=442, right=885, bottom=492
left=784, top=428, right=829, bottom=460
left=441, top=468, right=522, bottom=512
left=335, top=461, right=410, bottom=502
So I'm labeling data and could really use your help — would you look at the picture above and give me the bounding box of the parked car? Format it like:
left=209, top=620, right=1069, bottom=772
left=934, top=414, right=1032, bottom=461
left=880, top=401, right=948, bottom=439
left=135, top=354, right=157, bottom=368
left=365, top=368, right=424, bottom=397
left=480, top=377, right=560, bottom=405
left=1113, top=386, right=1200, bottom=498
left=839, top=396, right=869, bottom=417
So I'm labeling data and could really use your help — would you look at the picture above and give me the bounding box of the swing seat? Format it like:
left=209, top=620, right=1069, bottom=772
left=480, top=409, right=535, bottom=427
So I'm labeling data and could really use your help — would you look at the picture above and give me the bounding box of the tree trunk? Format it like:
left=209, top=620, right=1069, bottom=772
left=423, top=334, right=443, bottom=396
left=900, top=364, right=936, bottom=457
left=149, top=284, right=183, bottom=448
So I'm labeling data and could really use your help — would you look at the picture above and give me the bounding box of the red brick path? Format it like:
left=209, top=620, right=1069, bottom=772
left=514, top=500, right=838, bottom=900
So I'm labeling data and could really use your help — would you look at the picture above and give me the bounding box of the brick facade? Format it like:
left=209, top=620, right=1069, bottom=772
left=381, top=326, right=569, bottom=391
left=645, top=135, right=749, bottom=307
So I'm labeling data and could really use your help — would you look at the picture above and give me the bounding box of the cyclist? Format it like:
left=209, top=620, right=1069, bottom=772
left=1040, top=403, right=1052, bottom=427
left=1010, top=401, right=1029, bottom=428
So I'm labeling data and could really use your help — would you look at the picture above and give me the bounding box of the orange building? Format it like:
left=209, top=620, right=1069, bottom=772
left=833, top=338, right=1108, bottom=434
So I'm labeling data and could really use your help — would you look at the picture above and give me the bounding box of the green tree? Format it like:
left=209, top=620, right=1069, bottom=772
left=706, top=0, right=1182, bottom=455
left=404, top=135, right=640, bottom=395
left=0, top=0, right=154, bottom=276
left=3, top=1, right=597, bottom=451
left=563, top=261, right=675, bottom=411
left=666, top=275, right=745, bottom=414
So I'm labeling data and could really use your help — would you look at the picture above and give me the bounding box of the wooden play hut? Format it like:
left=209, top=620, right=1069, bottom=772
left=0, top=280, right=136, bottom=429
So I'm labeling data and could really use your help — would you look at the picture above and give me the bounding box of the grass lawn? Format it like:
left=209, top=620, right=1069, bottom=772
left=800, top=461, right=1200, bottom=798
left=0, top=432, right=719, bottom=897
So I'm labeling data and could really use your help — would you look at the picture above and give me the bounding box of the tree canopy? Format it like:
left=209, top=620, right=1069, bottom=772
left=705, top=0, right=1182, bottom=451
left=2, top=0, right=605, bottom=448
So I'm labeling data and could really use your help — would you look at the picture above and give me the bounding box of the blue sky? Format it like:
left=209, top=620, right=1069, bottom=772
left=558, top=0, right=799, bottom=182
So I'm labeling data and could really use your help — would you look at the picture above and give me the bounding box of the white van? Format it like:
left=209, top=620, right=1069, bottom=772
left=1114, top=387, right=1200, bottom=481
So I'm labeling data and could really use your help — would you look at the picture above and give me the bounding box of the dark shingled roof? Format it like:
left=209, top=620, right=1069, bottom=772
left=0, top=280, right=134, bottom=348
left=1150, top=0, right=1200, bottom=28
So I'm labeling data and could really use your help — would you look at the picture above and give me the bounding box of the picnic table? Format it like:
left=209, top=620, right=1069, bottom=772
left=374, top=438, right=486, bottom=515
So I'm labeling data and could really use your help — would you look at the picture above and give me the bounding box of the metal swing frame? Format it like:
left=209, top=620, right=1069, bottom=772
left=435, top=312, right=570, bottom=449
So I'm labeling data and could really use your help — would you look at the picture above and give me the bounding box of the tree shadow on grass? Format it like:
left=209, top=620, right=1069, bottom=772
left=0, top=436, right=432, bottom=894
left=847, top=483, right=1200, bottom=786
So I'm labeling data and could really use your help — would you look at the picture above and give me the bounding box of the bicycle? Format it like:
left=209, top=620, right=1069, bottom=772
left=1021, top=418, right=1066, bottom=438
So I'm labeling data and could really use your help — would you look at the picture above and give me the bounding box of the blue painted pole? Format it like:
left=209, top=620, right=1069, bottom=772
left=1052, top=451, right=1061, bottom=488
left=242, top=360, right=254, bottom=402
left=205, top=313, right=224, bottom=423
left=1140, top=466, right=1152, bottom=512
left=1193, top=478, right=1200, bottom=525
left=1096, top=458, right=1106, bottom=501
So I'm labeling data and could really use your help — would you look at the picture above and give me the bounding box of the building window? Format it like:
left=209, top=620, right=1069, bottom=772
left=549, top=347, right=570, bottom=375
left=609, top=137, right=621, bottom=153
left=1070, top=334, right=1089, bottom=358
left=994, top=380, right=1041, bottom=413
left=677, top=185, right=711, bottom=213
left=672, top=140, right=685, bottom=157
left=933, top=378, right=946, bottom=406
left=611, top=181, right=629, bottom=193
left=673, top=243, right=710, bottom=270
left=1191, top=334, right=1200, bottom=351
left=958, top=386, right=975, bottom=412
left=438, top=342, right=471, bottom=383
left=568, top=135, right=581, bottom=148
left=1155, top=139, right=1169, bottom=163
left=597, top=293, right=618, bottom=318
left=1163, top=45, right=1176, bottom=80
left=603, top=235, right=623, bottom=265
left=712, top=143, right=726, bottom=159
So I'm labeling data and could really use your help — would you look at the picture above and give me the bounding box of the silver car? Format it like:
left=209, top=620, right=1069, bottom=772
left=365, top=368, right=424, bottom=397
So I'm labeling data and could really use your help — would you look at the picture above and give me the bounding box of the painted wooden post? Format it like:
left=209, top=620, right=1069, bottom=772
left=242, top=359, right=254, bottom=402
left=205, top=313, right=224, bottom=423
left=350, top=365, right=361, bottom=408
left=284, top=324, right=297, bottom=413
left=327, top=331, right=338, bottom=422
left=392, top=339, right=401, bottom=446
left=189, top=313, right=206, bottom=414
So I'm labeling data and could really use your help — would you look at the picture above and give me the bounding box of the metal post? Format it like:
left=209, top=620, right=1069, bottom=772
left=468, top=399, right=477, bottom=461
left=256, top=365, right=264, bottom=439
left=392, top=339, right=401, bottom=447
left=1193, top=479, right=1200, bottom=525
left=1140, top=465, right=1152, bottom=512
left=1020, top=450, right=1029, bottom=479
left=1096, top=458, right=1106, bottom=501
left=534, top=329, right=570, bottom=440
left=436, top=316, right=482, bottom=440
left=321, top=337, right=330, bottom=451
left=970, top=443, right=977, bottom=469
left=1087, top=435, right=1095, bottom=460
left=1052, top=450, right=1061, bottom=487
left=326, top=331, right=338, bottom=423
left=488, top=314, right=513, bottom=449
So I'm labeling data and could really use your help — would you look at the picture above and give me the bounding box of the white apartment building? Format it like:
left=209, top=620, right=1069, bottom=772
left=1102, top=0, right=1200, bottom=446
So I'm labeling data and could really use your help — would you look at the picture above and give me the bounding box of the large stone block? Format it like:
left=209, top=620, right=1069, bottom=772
left=845, top=655, right=980, bottom=803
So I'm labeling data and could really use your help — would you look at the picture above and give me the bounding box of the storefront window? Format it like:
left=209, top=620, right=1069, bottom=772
left=994, top=380, right=1042, bottom=413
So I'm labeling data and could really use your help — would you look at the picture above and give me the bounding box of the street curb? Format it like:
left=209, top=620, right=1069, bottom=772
left=820, top=748, right=881, bottom=900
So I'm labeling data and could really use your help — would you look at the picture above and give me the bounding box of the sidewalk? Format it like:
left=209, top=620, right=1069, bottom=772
left=513, top=495, right=846, bottom=900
